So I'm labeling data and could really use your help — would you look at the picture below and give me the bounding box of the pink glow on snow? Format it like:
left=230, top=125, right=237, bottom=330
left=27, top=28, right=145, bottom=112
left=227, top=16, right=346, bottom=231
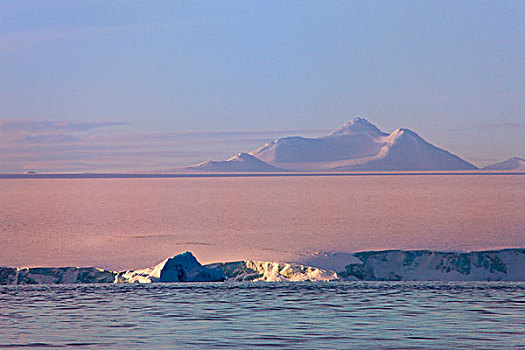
left=0, top=175, right=523, bottom=269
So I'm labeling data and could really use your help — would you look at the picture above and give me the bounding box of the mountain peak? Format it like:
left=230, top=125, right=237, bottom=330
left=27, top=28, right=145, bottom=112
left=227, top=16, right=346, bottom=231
left=226, top=153, right=253, bottom=162
left=389, top=128, right=420, bottom=139
left=329, top=117, right=384, bottom=137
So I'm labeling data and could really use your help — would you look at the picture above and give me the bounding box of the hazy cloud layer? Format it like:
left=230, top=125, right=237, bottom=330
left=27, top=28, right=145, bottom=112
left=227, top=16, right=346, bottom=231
left=0, top=119, right=128, bottom=133
left=3, top=117, right=521, bottom=172
left=0, top=118, right=326, bottom=173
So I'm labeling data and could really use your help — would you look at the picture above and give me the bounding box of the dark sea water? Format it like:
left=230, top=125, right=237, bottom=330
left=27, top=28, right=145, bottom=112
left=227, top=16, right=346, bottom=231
left=1, top=282, right=523, bottom=349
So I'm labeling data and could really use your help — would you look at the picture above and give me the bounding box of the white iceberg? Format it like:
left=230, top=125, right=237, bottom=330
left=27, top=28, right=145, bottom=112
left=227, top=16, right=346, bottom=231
left=116, top=251, right=225, bottom=283
left=208, top=260, right=338, bottom=282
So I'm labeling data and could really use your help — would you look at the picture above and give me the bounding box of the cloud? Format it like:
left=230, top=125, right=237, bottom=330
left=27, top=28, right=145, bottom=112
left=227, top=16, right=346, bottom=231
left=0, top=119, right=128, bottom=133
left=22, top=134, right=82, bottom=143
left=88, top=129, right=328, bottom=147
left=0, top=118, right=327, bottom=173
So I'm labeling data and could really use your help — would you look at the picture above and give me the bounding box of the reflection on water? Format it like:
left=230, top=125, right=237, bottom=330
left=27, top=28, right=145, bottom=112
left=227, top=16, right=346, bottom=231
left=0, top=282, right=524, bottom=349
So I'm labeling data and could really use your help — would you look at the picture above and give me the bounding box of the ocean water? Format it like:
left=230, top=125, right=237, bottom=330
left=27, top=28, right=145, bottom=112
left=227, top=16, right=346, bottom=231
left=0, top=282, right=523, bottom=349
left=1, top=174, right=524, bottom=269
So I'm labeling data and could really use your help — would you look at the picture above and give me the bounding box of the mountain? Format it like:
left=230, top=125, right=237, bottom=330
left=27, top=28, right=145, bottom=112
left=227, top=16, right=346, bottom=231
left=186, top=153, right=284, bottom=172
left=250, top=118, right=477, bottom=171
left=481, top=157, right=525, bottom=171
left=333, top=128, right=478, bottom=171
left=186, top=117, right=478, bottom=172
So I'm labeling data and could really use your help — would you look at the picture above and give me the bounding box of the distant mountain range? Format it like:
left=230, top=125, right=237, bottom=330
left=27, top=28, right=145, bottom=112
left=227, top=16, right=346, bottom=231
left=187, top=118, right=487, bottom=172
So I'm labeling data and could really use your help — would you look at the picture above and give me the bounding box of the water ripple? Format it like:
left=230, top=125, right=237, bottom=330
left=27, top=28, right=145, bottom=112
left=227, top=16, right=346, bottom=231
left=0, top=282, right=523, bottom=349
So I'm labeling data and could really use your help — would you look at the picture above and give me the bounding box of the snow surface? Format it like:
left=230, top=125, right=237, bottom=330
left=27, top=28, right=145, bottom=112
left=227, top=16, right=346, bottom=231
left=482, top=157, right=525, bottom=171
left=289, top=251, right=363, bottom=272
left=328, top=117, right=387, bottom=137
left=187, top=118, right=478, bottom=171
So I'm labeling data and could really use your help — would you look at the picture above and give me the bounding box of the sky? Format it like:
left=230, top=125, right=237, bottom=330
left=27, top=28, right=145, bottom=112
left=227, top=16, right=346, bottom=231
left=1, top=1, right=523, bottom=172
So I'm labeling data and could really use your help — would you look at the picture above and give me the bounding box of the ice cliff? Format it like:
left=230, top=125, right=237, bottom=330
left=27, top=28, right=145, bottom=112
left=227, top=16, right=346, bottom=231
left=1, top=249, right=523, bottom=284
left=207, top=261, right=338, bottom=282
left=0, top=252, right=224, bottom=285
left=0, top=267, right=116, bottom=285
left=339, top=249, right=525, bottom=281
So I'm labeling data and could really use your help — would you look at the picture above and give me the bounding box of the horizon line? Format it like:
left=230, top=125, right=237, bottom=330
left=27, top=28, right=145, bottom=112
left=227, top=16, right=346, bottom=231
left=1, top=171, right=524, bottom=179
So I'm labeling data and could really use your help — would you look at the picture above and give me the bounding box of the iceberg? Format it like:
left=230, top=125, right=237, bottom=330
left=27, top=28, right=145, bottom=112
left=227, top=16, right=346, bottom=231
left=207, top=261, right=338, bottom=282
left=116, top=251, right=225, bottom=283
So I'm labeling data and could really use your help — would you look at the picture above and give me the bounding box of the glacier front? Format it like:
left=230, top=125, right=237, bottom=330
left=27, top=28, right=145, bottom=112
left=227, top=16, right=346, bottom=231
left=1, top=249, right=523, bottom=284
left=339, top=249, right=525, bottom=281
left=207, top=260, right=338, bottom=282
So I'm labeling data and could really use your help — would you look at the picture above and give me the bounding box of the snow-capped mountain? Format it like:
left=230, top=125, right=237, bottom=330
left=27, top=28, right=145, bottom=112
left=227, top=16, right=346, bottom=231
left=186, top=118, right=478, bottom=172
left=482, top=157, right=525, bottom=171
left=186, top=153, right=283, bottom=172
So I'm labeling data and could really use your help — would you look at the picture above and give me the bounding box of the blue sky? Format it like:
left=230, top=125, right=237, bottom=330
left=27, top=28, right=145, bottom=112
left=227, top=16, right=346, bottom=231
left=1, top=1, right=523, bottom=172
